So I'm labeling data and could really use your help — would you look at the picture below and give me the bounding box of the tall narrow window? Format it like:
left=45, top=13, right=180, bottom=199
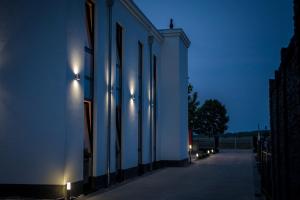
left=116, top=23, right=123, bottom=181
left=153, top=55, right=157, bottom=162
left=83, top=0, right=94, bottom=189
left=138, top=42, right=143, bottom=174
left=84, top=0, right=95, bottom=100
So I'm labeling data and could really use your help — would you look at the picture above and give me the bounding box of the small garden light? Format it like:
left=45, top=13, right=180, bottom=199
left=66, top=182, right=71, bottom=191
left=188, top=145, right=192, bottom=164
left=66, top=182, right=71, bottom=200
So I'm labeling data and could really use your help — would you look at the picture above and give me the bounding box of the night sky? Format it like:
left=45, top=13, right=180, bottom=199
left=135, top=0, right=294, bottom=132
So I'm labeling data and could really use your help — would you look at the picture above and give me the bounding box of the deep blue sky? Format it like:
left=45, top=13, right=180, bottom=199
left=135, top=0, right=294, bottom=132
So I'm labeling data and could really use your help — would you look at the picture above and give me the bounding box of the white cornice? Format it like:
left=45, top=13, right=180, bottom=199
left=159, top=28, right=191, bottom=48
left=120, top=0, right=164, bottom=43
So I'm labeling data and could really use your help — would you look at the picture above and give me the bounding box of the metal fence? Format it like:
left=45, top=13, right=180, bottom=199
left=256, top=134, right=272, bottom=200
left=192, top=136, right=253, bottom=150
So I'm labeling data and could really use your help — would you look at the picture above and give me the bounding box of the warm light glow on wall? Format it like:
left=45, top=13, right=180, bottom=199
left=67, top=50, right=82, bottom=108
left=70, top=49, right=82, bottom=76
left=63, top=174, right=68, bottom=186
left=128, top=78, right=136, bottom=116
left=67, top=46, right=83, bottom=102
left=72, top=78, right=80, bottom=89
left=129, top=78, right=135, bottom=96
left=148, top=87, right=151, bottom=103
left=73, top=67, right=79, bottom=75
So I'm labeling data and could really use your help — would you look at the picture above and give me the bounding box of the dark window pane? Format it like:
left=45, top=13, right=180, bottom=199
left=85, top=1, right=94, bottom=49
left=84, top=80, right=92, bottom=100
left=85, top=52, right=93, bottom=78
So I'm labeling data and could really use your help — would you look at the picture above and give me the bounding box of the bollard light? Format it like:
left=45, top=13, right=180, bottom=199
left=207, top=150, right=210, bottom=154
left=66, top=182, right=71, bottom=191
left=196, top=153, right=199, bottom=158
left=189, top=145, right=192, bottom=150
left=211, top=149, right=214, bottom=153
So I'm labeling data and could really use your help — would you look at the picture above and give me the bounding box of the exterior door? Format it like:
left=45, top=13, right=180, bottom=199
left=83, top=101, right=93, bottom=186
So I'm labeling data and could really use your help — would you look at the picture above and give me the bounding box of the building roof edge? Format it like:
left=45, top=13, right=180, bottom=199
left=159, top=28, right=191, bottom=48
left=120, top=0, right=164, bottom=43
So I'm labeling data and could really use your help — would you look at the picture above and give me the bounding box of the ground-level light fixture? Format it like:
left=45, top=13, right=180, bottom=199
left=66, top=182, right=71, bottom=191
left=196, top=153, right=199, bottom=158
left=207, top=150, right=210, bottom=154
left=74, top=73, right=80, bottom=81
left=211, top=149, right=214, bottom=153
left=188, top=145, right=192, bottom=164
left=66, top=182, right=71, bottom=200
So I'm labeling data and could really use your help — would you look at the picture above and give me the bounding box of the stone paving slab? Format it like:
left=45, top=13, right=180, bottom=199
left=85, top=150, right=257, bottom=200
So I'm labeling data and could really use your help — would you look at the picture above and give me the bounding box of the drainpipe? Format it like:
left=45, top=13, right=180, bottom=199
left=148, top=35, right=154, bottom=170
left=106, top=0, right=114, bottom=187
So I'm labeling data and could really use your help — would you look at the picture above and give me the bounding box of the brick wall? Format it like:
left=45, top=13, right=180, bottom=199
left=269, top=1, right=300, bottom=197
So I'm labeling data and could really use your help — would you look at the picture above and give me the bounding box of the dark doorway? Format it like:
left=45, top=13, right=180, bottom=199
left=138, top=42, right=143, bottom=174
left=115, top=23, right=123, bottom=182
left=83, top=101, right=93, bottom=189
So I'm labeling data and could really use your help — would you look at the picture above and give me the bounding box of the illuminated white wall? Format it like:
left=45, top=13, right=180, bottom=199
left=111, top=0, right=159, bottom=170
left=158, top=30, right=189, bottom=161
left=0, top=0, right=190, bottom=188
left=92, top=0, right=108, bottom=178
left=64, top=0, right=85, bottom=185
left=91, top=0, right=157, bottom=177
left=152, top=41, right=162, bottom=162
left=0, top=0, right=85, bottom=185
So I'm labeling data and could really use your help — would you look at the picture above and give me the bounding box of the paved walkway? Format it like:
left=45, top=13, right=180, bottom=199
left=86, top=150, right=256, bottom=200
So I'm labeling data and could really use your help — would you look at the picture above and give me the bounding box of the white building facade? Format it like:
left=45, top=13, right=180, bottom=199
left=0, top=0, right=190, bottom=198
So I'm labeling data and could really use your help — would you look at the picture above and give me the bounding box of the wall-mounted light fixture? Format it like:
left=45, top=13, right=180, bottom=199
left=109, top=85, right=114, bottom=93
left=74, top=74, right=80, bottom=81
left=130, top=94, right=135, bottom=102
left=189, top=145, right=192, bottom=150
